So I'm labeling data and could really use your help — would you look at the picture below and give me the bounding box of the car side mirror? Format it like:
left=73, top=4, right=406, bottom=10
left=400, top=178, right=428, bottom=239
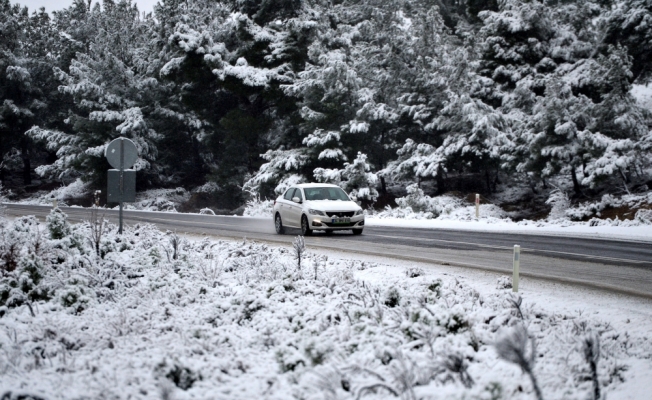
left=292, top=196, right=302, bottom=203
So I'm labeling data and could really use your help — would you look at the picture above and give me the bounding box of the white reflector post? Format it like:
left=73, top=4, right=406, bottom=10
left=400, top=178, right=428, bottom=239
left=513, top=245, right=520, bottom=292
left=475, top=194, right=480, bottom=219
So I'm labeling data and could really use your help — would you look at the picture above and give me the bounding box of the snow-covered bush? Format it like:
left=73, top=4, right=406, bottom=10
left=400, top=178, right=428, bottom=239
left=46, top=207, right=72, bottom=240
left=566, top=192, right=652, bottom=223
left=377, top=184, right=465, bottom=219
left=192, top=182, right=220, bottom=194
left=634, top=208, right=652, bottom=224
left=546, top=188, right=571, bottom=220
left=20, top=179, right=90, bottom=206
left=0, top=216, right=647, bottom=399
left=199, top=208, right=215, bottom=215
left=243, top=194, right=274, bottom=217
left=130, top=188, right=190, bottom=212
left=443, top=202, right=508, bottom=221
left=496, top=276, right=513, bottom=290
left=396, top=184, right=445, bottom=216
left=0, top=216, right=52, bottom=310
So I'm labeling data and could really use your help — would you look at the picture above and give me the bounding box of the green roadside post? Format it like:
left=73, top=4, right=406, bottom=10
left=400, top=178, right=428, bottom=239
left=105, top=137, right=138, bottom=234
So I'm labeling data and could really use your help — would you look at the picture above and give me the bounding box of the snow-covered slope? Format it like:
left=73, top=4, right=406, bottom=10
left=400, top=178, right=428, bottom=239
left=0, top=211, right=650, bottom=399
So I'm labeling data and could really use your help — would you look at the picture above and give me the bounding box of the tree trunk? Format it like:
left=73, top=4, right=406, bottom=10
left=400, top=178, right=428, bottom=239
left=619, top=168, right=631, bottom=194
left=436, top=163, right=446, bottom=194
left=493, top=171, right=500, bottom=192
left=190, top=134, right=204, bottom=185
left=21, top=144, right=31, bottom=186
left=571, top=165, right=582, bottom=196
left=380, top=175, right=387, bottom=195
left=622, top=167, right=631, bottom=184
left=485, top=168, right=492, bottom=194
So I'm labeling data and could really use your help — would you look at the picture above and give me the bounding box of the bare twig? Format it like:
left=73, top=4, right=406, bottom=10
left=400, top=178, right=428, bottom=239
left=507, top=294, right=524, bottom=319
left=582, top=333, right=601, bottom=400
left=166, top=231, right=181, bottom=261
left=293, top=236, right=305, bottom=278
left=355, top=383, right=399, bottom=400
left=87, top=206, right=108, bottom=257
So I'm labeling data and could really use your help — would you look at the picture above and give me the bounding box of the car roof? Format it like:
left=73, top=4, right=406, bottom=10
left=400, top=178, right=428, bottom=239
left=294, top=183, right=340, bottom=188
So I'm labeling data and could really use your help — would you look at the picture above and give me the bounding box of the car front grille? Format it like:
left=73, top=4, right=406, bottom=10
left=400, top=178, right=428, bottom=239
left=324, top=222, right=356, bottom=227
left=326, top=211, right=355, bottom=217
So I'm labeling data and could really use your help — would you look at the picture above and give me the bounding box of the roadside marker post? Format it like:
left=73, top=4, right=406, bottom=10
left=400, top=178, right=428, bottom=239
left=475, top=194, right=480, bottom=219
left=513, top=245, right=520, bottom=292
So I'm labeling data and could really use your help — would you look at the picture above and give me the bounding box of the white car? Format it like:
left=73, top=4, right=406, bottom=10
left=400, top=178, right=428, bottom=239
left=273, top=183, right=365, bottom=235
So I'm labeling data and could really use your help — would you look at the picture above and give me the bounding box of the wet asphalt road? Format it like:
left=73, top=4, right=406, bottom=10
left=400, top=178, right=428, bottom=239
left=4, top=203, right=652, bottom=298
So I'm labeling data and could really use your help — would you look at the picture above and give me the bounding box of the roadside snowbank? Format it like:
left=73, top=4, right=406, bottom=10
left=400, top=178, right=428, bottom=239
left=17, top=178, right=90, bottom=206
left=365, top=217, right=652, bottom=242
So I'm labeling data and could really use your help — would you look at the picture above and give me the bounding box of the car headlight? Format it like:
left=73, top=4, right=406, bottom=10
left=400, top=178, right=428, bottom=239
left=355, top=209, right=364, bottom=216
left=309, top=209, right=325, bottom=216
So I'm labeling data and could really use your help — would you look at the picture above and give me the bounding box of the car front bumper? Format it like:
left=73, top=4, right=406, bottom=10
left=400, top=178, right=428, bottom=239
left=310, top=215, right=365, bottom=230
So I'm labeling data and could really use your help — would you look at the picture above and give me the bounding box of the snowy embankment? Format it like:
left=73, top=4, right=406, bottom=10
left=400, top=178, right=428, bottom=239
left=365, top=217, right=652, bottom=242
left=0, top=210, right=651, bottom=399
left=14, top=179, right=193, bottom=213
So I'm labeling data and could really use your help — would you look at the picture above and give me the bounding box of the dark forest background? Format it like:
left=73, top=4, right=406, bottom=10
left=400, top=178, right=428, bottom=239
left=1, top=0, right=651, bottom=211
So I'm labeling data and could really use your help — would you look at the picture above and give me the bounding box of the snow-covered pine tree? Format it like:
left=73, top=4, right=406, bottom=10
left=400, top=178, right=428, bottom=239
left=381, top=139, right=445, bottom=190
left=0, top=1, right=30, bottom=185
left=157, top=0, right=308, bottom=206
left=578, top=46, right=649, bottom=191
left=522, top=77, right=594, bottom=195
left=603, top=0, right=652, bottom=83
left=0, top=2, right=62, bottom=186
left=337, top=152, right=379, bottom=203
left=28, top=0, right=161, bottom=187
left=314, top=152, right=379, bottom=203
left=434, top=93, right=512, bottom=194
left=243, top=148, right=309, bottom=196
left=259, top=1, right=463, bottom=196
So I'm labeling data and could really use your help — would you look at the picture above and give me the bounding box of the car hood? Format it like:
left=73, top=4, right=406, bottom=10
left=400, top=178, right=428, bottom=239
left=305, top=200, right=360, bottom=212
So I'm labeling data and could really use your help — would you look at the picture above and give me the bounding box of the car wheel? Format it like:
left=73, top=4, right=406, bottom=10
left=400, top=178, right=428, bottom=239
left=352, top=228, right=363, bottom=235
left=275, top=213, right=285, bottom=234
left=301, top=215, right=313, bottom=236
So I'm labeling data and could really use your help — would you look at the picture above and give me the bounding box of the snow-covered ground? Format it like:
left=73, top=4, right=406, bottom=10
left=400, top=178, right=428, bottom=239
left=0, top=211, right=650, bottom=399
left=365, top=217, right=652, bottom=242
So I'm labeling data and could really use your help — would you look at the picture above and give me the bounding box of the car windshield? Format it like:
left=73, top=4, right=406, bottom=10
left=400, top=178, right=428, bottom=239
left=304, top=187, right=351, bottom=201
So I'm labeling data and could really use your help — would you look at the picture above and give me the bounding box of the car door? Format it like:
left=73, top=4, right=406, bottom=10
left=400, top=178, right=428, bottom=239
left=286, top=187, right=304, bottom=227
left=278, top=188, right=295, bottom=224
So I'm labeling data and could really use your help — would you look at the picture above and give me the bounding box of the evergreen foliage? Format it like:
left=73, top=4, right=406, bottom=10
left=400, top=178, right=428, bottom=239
left=0, top=0, right=650, bottom=206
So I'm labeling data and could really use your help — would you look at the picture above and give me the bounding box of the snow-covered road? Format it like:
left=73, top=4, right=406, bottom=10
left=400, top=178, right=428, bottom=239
left=5, top=204, right=652, bottom=298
